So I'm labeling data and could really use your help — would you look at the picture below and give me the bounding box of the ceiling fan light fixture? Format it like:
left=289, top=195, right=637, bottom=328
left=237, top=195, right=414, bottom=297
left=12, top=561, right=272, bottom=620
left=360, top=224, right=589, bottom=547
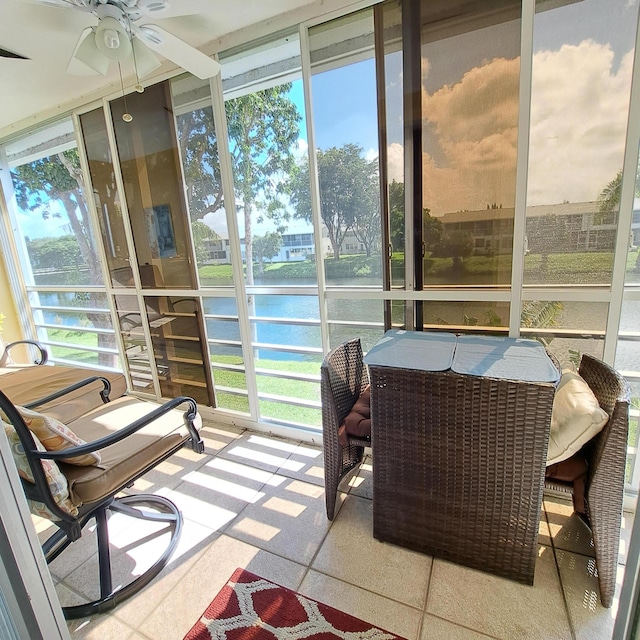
left=132, top=37, right=162, bottom=78
left=73, top=28, right=110, bottom=75
left=95, top=16, right=132, bottom=61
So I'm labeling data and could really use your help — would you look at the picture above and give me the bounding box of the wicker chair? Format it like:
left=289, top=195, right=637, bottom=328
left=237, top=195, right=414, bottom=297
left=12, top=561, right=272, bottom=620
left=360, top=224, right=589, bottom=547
left=321, top=338, right=370, bottom=520
left=545, top=353, right=630, bottom=608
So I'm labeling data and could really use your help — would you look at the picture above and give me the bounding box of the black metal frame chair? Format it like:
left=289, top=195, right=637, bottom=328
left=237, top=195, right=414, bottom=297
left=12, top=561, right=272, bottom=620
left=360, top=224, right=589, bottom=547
left=320, top=338, right=370, bottom=520
left=0, top=376, right=204, bottom=619
left=0, top=339, right=48, bottom=366
left=545, top=354, right=630, bottom=608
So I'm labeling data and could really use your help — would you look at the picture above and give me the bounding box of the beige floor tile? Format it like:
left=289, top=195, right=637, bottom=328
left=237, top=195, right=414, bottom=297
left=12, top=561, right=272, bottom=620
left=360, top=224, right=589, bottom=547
left=217, top=431, right=298, bottom=472
left=48, top=527, right=98, bottom=581
left=62, top=518, right=175, bottom=602
left=138, top=534, right=306, bottom=640
left=299, top=569, right=422, bottom=640
left=545, top=495, right=596, bottom=558
left=154, top=457, right=275, bottom=533
left=555, top=549, right=623, bottom=640
left=348, top=454, right=373, bottom=500
left=111, top=523, right=215, bottom=629
left=66, top=609, right=136, bottom=639
left=539, top=507, right=552, bottom=546
left=275, top=441, right=325, bottom=486
left=312, top=495, right=431, bottom=609
left=420, top=614, right=496, bottom=639
left=55, top=580, right=88, bottom=609
left=225, top=475, right=338, bottom=565
left=427, top=546, right=572, bottom=640
left=199, top=421, right=245, bottom=454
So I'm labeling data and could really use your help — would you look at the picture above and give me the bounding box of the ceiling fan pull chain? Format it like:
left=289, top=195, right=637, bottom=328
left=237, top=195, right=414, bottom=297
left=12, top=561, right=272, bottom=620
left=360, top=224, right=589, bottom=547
left=118, top=62, right=133, bottom=122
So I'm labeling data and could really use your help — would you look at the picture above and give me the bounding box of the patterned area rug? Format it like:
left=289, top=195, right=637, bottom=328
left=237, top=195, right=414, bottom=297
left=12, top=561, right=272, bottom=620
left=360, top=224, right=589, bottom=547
left=184, top=568, right=407, bottom=639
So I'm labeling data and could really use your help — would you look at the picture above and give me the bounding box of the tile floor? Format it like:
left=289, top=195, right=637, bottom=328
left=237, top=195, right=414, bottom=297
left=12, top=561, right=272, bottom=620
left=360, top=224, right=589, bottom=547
left=34, top=420, right=632, bottom=640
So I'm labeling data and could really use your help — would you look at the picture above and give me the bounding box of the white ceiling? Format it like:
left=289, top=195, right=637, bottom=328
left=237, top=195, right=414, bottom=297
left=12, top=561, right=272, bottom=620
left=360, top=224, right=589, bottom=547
left=0, top=0, right=357, bottom=138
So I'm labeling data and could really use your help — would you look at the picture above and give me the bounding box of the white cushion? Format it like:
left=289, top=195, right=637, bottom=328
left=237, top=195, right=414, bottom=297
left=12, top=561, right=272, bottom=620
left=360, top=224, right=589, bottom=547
left=546, top=371, right=609, bottom=466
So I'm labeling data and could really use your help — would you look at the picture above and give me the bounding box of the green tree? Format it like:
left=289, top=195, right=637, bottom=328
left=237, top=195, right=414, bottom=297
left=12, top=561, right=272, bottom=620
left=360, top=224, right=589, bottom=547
left=226, top=85, right=301, bottom=287
left=26, top=236, right=82, bottom=272
left=176, top=107, right=223, bottom=222
left=597, top=167, right=640, bottom=216
left=290, top=144, right=378, bottom=260
left=423, top=209, right=444, bottom=256
left=253, top=232, right=283, bottom=276
left=12, top=150, right=100, bottom=281
left=191, top=220, right=220, bottom=263
left=439, top=229, right=474, bottom=270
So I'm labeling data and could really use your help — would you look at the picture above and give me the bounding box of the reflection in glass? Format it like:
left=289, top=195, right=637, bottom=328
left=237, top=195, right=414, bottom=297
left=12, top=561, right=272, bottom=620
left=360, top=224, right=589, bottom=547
left=421, top=0, right=520, bottom=286
left=527, top=335, right=604, bottom=370
left=525, top=0, right=638, bottom=285
left=521, top=300, right=608, bottom=332
left=616, top=301, right=640, bottom=376
left=423, top=301, right=510, bottom=332
left=379, top=1, right=404, bottom=289
left=79, top=108, right=132, bottom=287
left=171, top=74, right=234, bottom=287
left=308, top=9, right=382, bottom=286
left=115, top=294, right=154, bottom=394
left=111, top=82, right=196, bottom=289
left=144, top=295, right=214, bottom=405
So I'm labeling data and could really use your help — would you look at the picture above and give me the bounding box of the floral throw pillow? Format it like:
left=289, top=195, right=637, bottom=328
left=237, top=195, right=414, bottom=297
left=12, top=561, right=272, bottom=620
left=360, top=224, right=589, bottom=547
left=5, top=406, right=100, bottom=466
left=2, top=421, right=79, bottom=519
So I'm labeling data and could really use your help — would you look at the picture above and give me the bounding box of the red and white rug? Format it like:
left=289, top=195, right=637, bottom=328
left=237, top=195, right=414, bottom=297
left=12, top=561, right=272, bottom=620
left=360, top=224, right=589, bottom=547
left=184, top=568, right=407, bottom=640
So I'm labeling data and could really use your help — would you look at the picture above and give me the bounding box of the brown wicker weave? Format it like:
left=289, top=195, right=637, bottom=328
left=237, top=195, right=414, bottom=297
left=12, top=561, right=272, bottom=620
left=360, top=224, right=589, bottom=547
left=321, top=338, right=370, bottom=520
left=544, top=353, right=630, bottom=608
left=369, top=359, right=559, bottom=585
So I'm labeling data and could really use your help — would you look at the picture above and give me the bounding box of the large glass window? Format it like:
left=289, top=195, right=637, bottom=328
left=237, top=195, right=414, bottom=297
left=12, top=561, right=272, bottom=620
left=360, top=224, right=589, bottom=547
left=308, top=10, right=382, bottom=287
left=221, top=31, right=321, bottom=429
left=6, top=119, right=118, bottom=368
left=420, top=0, right=521, bottom=287
left=171, top=75, right=235, bottom=287
left=111, top=82, right=197, bottom=290
left=525, top=0, right=638, bottom=286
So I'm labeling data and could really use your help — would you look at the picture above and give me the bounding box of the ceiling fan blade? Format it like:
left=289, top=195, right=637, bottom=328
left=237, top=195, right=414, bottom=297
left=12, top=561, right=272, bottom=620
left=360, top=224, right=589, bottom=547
left=0, top=48, right=29, bottom=60
left=135, top=0, right=216, bottom=19
left=67, top=27, right=109, bottom=76
left=22, top=0, right=91, bottom=9
left=135, top=24, right=220, bottom=79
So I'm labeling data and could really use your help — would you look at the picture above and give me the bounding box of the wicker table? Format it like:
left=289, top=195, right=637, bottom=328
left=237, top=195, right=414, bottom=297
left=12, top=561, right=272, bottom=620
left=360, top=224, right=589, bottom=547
left=365, top=331, right=560, bottom=584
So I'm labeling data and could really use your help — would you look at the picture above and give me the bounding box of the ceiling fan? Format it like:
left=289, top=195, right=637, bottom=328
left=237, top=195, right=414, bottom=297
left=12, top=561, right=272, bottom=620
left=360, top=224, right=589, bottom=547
left=33, top=0, right=221, bottom=80
left=0, top=47, right=30, bottom=59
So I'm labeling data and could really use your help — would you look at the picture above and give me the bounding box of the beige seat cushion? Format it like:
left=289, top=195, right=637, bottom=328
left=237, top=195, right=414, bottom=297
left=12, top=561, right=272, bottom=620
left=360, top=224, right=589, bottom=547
left=0, top=365, right=127, bottom=424
left=61, top=396, right=202, bottom=506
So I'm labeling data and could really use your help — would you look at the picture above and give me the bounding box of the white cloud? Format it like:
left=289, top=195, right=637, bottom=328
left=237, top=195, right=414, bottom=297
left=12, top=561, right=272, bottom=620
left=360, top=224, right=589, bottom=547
left=408, top=41, right=634, bottom=215
left=387, top=142, right=404, bottom=183
left=527, top=41, right=633, bottom=205
left=421, top=56, right=520, bottom=214
left=203, top=208, right=229, bottom=239
left=365, top=147, right=378, bottom=163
